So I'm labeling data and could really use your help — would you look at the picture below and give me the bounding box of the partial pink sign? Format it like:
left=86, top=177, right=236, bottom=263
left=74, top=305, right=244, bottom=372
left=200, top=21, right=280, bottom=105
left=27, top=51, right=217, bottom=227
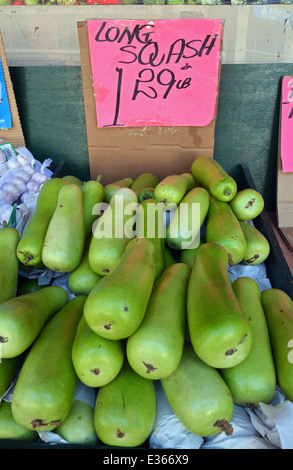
left=281, top=76, right=293, bottom=173
left=87, top=18, right=223, bottom=128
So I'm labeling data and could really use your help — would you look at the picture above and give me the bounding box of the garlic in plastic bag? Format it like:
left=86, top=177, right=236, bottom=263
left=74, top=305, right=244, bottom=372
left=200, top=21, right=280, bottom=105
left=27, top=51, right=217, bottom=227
left=21, top=164, right=35, bottom=177
left=31, top=172, right=49, bottom=185
left=1, top=183, right=21, bottom=199
left=0, top=164, right=8, bottom=177
left=14, top=169, right=32, bottom=184
left=0, top=147, right=53, bottom=206
left=16, top=154, right=30, bottom=167
left=13, top=178, right=27, bottom=195
left=0, top=203, right=21, bottom=228
left=26, top=181, right=40, bottom=194
left=0, top=190, right=14, bottom=205
left=6, top=159, right=20, bottom=170
left=0, top=149, right=7, bottom=165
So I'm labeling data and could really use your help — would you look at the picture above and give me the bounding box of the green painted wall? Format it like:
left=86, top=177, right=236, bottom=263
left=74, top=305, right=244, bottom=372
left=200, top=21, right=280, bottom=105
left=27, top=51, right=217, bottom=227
left=10, top=66, right=89, bottom=183
left=214, top=64, right=288, bottom=215
left=9, top=63, right=293, bottom=212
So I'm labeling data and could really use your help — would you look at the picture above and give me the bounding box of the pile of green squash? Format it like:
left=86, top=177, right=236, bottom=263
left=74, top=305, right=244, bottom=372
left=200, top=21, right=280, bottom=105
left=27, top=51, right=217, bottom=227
left=0, top=156, right=292, bottom=447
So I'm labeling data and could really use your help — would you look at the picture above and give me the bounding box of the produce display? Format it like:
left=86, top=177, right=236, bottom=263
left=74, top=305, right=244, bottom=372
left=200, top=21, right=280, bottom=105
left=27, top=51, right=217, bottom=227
left=161, top=342, right=234, bottom=438
left=94, top=360, right=156, bottom=447
left=0, top=0, right=288, bottom=6
left=0, top=150, right=293, bottom=449
left=0, top=286, right=68, bottom=358
left=16, top=178, right=69, bottom=267
left=11, top=295, right=86, bottom=432
left=126, top=262, right=190, bottom=380
left=221, top=277, right=276, bottom=407
left=166, top=187, right=210, bottom=251
left=0, top=148, right=52, bottom=230
left=187, top=242, right=253, bottom=369
left=41, top=184, right=86, bottom=272
left=0, top=226, right=19, bottom=304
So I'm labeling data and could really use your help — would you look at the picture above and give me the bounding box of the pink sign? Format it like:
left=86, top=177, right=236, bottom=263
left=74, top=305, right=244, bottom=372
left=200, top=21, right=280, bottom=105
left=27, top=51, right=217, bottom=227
left=281, top=76, right=293, bottom=173
left=87, top=18, right=223, bottom=128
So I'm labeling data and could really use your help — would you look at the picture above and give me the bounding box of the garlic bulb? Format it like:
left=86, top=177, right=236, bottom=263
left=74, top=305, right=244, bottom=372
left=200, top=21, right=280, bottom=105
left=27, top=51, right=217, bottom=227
left=22, top=164, right=35, bottom=176
left=14, top=169, right=32, bottom=183
left=0, top=149, right=7, bottom=164
left=6, top=159, right=20, bottom=170
left=17, top=154, right=30, bottom=166
left=27, top=181, right=40, bottom=194
left=0, top=190, right=14, bottom=204
left=31, top=172, right=49, bottom=185
left=0, top=164, right=8, bottom=177
left=1, top=183, right=20, bottom=199
left=13, top=177, right=27, bottom=195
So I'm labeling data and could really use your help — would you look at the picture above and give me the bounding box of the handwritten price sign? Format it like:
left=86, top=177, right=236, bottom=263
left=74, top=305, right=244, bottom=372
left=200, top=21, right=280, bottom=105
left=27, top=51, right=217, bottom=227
left=87, top=18, right=223, bottom=128
left=281, top=76, right=293, bottom=173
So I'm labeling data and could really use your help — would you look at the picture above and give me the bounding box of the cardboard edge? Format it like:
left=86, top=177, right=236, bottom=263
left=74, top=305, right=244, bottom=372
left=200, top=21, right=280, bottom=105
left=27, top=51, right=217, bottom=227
left=77, top=19, right=224, bottom=183
left=0, top=29, right=25, bottom=148
left=77, top=19, right=224, bottom=129
left=277, top=75, right=293, bottom=231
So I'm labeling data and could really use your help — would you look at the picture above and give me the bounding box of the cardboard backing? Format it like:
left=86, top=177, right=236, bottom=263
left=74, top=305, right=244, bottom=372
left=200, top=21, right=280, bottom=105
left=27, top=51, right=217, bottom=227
left=277, top=75, right=293, bottom=250
left=0, top=30, right=25, bottom=149
left=77, top=20, right=224, bottom=185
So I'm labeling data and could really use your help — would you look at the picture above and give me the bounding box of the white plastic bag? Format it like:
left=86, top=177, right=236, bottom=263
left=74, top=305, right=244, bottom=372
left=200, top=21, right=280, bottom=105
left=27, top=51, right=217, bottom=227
left=202, top=405, right=277, bottom=449
left=246, top=388, right=293, bottom=449
left=228, top=261, right=272, bottom=293
left=51, top=273, right=75, bottom=300
left=149, top=382, right=204, bottom=449
left=0, top=147, right=53, bottom=233
left=149, top=383, right=277, bottom=450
